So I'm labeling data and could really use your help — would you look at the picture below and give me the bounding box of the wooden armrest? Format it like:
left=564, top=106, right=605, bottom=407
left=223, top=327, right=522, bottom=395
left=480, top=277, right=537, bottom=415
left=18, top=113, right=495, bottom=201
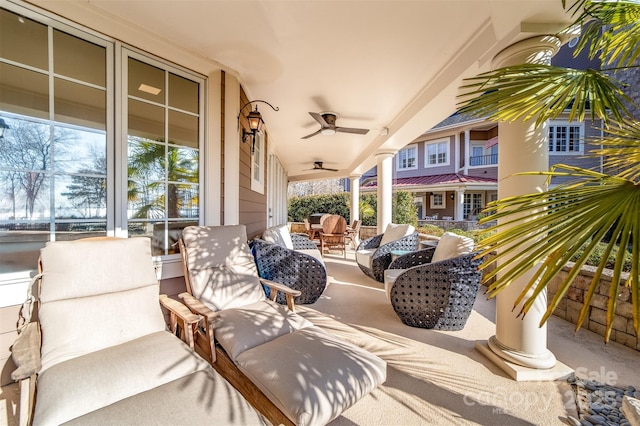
left=11, top=322, right=41, bottom=381
left=178, top=292, right=221, bottom=322
left=260, top=279, right=302, bottom=297
left=159, top=294, right=201, bottom=325
left=260, top=279, right=300, bottom=312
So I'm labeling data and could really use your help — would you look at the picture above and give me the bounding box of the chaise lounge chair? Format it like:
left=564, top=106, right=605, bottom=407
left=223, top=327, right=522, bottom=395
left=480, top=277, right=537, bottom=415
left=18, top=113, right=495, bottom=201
left=179, top=225, right=387, bottom=426
left=10, top=237, right=264, bottom=426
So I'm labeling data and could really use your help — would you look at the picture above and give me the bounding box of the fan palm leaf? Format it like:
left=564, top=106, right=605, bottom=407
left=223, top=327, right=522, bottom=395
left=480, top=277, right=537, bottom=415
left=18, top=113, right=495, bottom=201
left=476, top=167, right=640, bottom=340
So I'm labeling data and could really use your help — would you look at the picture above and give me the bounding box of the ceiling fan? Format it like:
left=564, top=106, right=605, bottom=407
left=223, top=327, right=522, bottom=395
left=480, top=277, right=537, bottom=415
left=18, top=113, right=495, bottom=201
left=301, top=112, right=369, bottom=139
left=306, top=161, right=338, bottom=172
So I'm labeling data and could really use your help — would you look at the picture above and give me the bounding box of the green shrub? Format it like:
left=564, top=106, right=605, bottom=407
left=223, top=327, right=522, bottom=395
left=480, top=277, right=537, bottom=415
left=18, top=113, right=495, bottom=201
left=288, top=193, right=350, bottom=222
left=570, top=242, right=633, bottom=272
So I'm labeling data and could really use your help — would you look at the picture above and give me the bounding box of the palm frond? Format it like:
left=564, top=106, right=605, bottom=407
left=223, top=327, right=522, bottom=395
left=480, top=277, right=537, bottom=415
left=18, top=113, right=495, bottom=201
left=457, top=65, right=632, bottom=127
left=570, top=1, right=640, bottom=68
left=586, top=118, right=640, bottom=181
left=476, top=166, right=640, bottom=341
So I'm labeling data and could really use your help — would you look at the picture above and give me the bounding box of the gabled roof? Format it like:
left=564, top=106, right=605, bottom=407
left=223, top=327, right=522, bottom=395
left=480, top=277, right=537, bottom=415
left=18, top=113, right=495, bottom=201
left=361, top=173, right=496, bottom=189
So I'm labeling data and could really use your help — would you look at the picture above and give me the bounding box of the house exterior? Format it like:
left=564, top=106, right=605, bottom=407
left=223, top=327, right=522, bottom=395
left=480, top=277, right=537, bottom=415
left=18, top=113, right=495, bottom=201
left=360, top=39, right=606, bottom=222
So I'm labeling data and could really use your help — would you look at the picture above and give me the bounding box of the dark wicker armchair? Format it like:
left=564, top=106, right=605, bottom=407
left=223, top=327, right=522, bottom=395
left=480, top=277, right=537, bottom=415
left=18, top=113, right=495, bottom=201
left=355, top=231, right=419, bottom=282
left=386, top=248, right=482, bottom=330
left=251, top=235, right=327, bottom=304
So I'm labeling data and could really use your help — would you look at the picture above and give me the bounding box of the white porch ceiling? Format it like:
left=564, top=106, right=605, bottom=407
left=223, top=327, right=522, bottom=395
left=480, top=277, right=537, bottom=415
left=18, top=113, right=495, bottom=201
left=29, top=0, right=571, bottom=182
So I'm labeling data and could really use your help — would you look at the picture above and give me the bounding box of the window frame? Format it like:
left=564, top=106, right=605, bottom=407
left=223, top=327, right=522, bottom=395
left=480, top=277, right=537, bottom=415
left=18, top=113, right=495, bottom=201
left=251, top=131, right=265, bottom=194
left=396, top=144, right=418, bottom=170
left=424, top=139, right=450, bottom=167
left=430, top=191, right=446, bottom=209
left=548, top=120, right=584, bottom=155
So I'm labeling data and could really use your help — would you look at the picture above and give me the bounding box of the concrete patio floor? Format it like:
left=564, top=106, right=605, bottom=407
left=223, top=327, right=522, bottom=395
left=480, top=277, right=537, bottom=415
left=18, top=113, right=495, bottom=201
left=1, top=248, right=638, bottom=425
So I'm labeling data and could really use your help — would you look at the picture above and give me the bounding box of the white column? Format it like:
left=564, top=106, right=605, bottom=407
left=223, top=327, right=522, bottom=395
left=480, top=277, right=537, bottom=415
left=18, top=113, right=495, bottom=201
left=463, top=130, right=470, bottom=175
left=455, top=189, right=465, bottom=221
left=350, top=175, right=361, bottom=223
left=223, top=74, right=240, bottom=225
left=376, top=151, right=395, bottom=233
left=488, top=36, right=562, bottom=370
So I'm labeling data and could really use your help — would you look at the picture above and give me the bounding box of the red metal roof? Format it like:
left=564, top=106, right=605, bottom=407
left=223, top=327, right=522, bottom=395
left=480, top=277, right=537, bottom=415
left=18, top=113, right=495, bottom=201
left=362, top=173, right=496, bottom=188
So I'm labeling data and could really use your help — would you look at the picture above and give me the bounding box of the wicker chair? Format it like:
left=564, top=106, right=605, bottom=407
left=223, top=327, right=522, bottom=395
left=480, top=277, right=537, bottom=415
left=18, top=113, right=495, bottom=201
left=356, top=229, right=419, bottom=282
left=386, top=247, right=482, bottom=330
left=251, top=235, right=327, bottom=304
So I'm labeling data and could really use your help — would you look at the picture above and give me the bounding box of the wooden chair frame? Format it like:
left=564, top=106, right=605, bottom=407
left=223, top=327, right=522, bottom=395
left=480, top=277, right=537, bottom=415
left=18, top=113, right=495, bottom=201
left=178, top=238, right=298, bottom=426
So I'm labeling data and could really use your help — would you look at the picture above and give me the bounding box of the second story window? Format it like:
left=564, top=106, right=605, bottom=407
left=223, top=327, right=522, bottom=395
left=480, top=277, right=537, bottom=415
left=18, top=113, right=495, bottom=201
left=397, top=144, right=417, bottom=170
left=549, top=122, right=583, bottom=154
left=426, top=140, right=449, bottom=166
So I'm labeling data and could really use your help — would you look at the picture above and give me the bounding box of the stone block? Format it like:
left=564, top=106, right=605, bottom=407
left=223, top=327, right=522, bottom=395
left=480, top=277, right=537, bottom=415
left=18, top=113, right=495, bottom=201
left=590, top=294, right=609, bottom=310
left=590, top=307, right=607, bottom=325
left=617, top=301, right=634, bottom=319
left=573, top=274, right=592, bottom=290
left=627, top=318, right=638, bottom=335
left=588, top=320, right=615, bottom=341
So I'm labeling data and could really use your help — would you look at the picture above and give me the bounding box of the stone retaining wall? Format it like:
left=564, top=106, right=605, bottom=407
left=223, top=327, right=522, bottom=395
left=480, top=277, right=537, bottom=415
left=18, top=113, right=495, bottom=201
left=548, top=263, right=639, bottom=352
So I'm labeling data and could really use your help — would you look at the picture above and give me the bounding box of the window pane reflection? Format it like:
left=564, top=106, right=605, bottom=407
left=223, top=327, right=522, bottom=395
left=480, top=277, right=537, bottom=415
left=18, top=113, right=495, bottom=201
left=55, top=78, right=106, bottom=130
left=0, top=63, right=49, bottom=119
left=129, top=98, right=164, bottom=141
left=167, top=146, right=198, bottom=182
left=53, top=30, right=106, bottom=86
left=128, top=58, right=164, bottom=102
left=169, top=73, right=198, bottom=113
left=0, top=9, right=48, bottom=70
left=168, top=110, right=197, bottom=148
left=55, top=175, right=106, bottom=219
left=167, top=184, right=198, bottom=219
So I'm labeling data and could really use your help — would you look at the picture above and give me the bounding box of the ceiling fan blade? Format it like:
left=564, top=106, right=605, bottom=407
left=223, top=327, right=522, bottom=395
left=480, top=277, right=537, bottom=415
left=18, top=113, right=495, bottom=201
left=309, top=112, right=329, bottom=127
left=301, top=129, right=322, bottom=139
left=321, top=167, right=339, bottom=172
left=335, top=127, right=369, bottom=135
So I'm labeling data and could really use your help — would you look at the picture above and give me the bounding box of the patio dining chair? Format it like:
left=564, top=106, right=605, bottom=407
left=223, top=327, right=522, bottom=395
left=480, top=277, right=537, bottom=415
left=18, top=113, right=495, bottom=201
left=319, top=214, right=347, bottom=257
left=10, top=237, right=264, bottom=426
left=344, top=219, right=361, bottom=250
left=178, top=225, right=387, bottom=426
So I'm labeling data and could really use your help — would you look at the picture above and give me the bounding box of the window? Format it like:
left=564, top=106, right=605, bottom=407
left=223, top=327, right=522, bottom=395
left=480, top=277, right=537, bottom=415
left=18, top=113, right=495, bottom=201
left=464, top=193, right=483, bottom=218
left=548, top=122, right=583, bottom=154
left=397, top=144, right=417, bottom=170
left=425, top=140, right=449, bottom=166
left=125, top=53, right=203, bottom=255
left=0, top=4, right=204, bottom=277
left=430, top=192, right=445, bottom=209
left=251, top=132, right=264, bottom=193
left=0, top=8, right=110, bottom=274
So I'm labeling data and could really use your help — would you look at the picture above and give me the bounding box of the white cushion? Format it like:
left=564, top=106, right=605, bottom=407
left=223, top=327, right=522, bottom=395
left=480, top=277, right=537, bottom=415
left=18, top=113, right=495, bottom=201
left=235, top=326, right=387, bottom=426
left=182, top=225, right=266, bottom=311
left=384, top=269, right=406, bottom=301
left=34, top=332, right=210, bottom=425
left=215, top=300, right=313, bottom=360
left=38, top=238, right=166, bottom=372
left=262, top=224, right=294, bottom=250
left=355, top=248, right=376, bottom=269
left=431, top=232, right=475, bottom=263
left=380, top=223, right=415, bottom=246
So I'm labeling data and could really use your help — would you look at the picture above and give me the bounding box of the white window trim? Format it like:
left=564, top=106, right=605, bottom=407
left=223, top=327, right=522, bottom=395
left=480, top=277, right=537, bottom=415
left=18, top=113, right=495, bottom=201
left=424, top=139, right=450, bottom=167
left=430, top=191, right=446, bottom=209
left=396, top=144, right=418, bottom=170
left=251, top=132, right=265, bottom=193
left=548, top=120, right=584, bottom=155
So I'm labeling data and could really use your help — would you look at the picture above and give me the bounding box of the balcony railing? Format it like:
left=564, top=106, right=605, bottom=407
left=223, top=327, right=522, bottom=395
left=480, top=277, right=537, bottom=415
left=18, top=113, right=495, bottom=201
left=469, top=153, right=498, bottom=167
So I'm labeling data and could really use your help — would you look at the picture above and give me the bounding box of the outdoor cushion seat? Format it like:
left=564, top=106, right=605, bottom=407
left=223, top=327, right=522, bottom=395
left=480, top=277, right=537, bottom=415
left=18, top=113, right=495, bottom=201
left=11, top=237, right=264, bottom=426
left=356, top=223, right=419, bottom=282
left=252, top=224, right=327, bottom=304
left=180, top=225, right=387, bottom=426
left=235, top=326, right=386, bottom=426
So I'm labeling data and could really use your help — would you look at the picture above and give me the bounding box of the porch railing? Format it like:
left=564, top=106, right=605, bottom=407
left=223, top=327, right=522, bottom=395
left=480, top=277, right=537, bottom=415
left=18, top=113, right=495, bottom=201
left=469, top=153, right=498, bottom=166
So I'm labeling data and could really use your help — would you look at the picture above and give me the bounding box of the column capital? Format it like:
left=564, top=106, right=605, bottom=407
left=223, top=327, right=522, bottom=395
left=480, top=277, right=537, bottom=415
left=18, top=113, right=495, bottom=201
left=492, top=35, right=562, bottom=69
left=375, top=149, right=396, bottom=160
left=349, top=174, right=362, bottom=180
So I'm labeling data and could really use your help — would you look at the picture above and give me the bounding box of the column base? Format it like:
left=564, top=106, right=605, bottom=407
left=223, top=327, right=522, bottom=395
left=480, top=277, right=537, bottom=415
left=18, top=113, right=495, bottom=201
left=476, top=340, right=574, bottom=382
